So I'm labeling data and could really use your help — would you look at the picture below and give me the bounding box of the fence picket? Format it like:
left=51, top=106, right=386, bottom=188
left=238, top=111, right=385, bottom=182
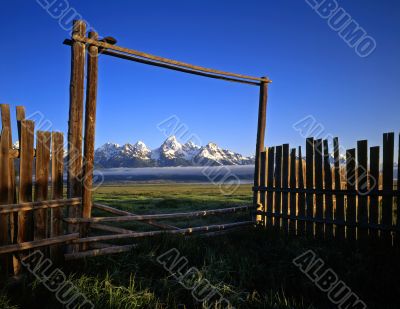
left=297, top=146, right=305, bottom=235
left=0, top=128, right=12, bottom=274
left=50, top=132, right=65, bottom=262
left=369, top=146, right=380, bottom=238
left=259, top=150, right=267, bottom=223
left=18, top=120, right=35, bottom=244
left=282, top=144, right=289, bottom=233
left=289, top=148, right=297, bottom=234
left=306, top=138, right=314, bottom=236
left=323, top=140, right=333, bottom=238
left=315, top=139, right=324, bottom=237
left=266, top=147, right=275, bottom=228
left=274, top=146, right=282, bottom=228
left=357, top=140, right=368, bottom=240
left=34, top=131, right=51, bottom=241
left=334, top=137, right=345, bottom=239
left=346, top=149, right=356, bottom=240
left=382, top=133, right=394, bottom=243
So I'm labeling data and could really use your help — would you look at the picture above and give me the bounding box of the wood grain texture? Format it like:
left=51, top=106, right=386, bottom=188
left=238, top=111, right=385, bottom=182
left=274, top=146, right=282, bottom=228
left=382, top=133, right=394, bottom=228
left=70, top=35, right=271, bottom=83
left=82, top=31, right=99, bottom=220
left=258, top=150, right=267, bottom=223
left=0, top=128, right=12, bottom=274
left=18, top=120, right=35, bottom=243
left=357, top=140, right=368, bottom=240
left=34, top=131, right=51, bottom=240
left=67, top=20, right=86, bottom=253
left=314, top=139, right=323, bottom=237
left=305, top=138, right=314, bottom=235
left=253, top=81, right=268, bottom=209
left=346, top=149, right=356, bottom=240
left=369, top=146, right=380, bottom=238
left=65, top=205, right=256, bottom=224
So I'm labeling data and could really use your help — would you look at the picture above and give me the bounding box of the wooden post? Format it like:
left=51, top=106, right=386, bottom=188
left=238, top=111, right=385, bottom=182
left=34, top=131, right=51, bottom=241
left=297, top=146, right=306, bottom=235
left=274, top=145, right=282, bottom=229
left=281, top=144, right=289, bottom=233
left=50, top=132, right=64, bottom=262
left=67, top=20, right=86, bottom=252
left=314, top=139, right=324, bottom=238
left=18, top=120, right=35, bottom=243
left=67, top=20, right=86, bottom=199
left=323, top=140, right=333, bottom=238
left=333, top=137, right=345, bottom=239
left=266, top=147, right=275, bottom=228
left=289, top=148, right=297, bottom=235
left=369, top=146, right=380, bottom=239
left=253, top=79, right=269, bottom=215
left=382, top=133, right=394, bottom=244
left=0, top=128, right=12, bottom=275
left=258, top=149, right=267, bottom=225
left=305, top=137, right=314, bottom=236
left=346, top=149, right=356, bottom=241
left=357, top=140, right=368, bottom=240
left=82, top=31, right=99, bottom=220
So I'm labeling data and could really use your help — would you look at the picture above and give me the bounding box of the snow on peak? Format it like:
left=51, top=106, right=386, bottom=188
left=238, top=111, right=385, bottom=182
left=94, top=138, right=254, bottom=167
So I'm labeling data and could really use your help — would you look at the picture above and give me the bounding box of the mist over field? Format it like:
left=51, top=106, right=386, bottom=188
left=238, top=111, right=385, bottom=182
left=93, top=165, right=255, bottom=183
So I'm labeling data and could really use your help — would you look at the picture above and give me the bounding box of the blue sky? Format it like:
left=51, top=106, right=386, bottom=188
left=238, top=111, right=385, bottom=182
left=0, top=0, right=399, bottom=156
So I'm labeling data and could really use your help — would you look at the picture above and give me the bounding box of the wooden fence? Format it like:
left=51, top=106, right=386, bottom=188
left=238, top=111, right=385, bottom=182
left=0, top=103, right=254, bottom=274
left=0, top=103, right=82, bottom=277
left=254, top=133, right=400, bottom=244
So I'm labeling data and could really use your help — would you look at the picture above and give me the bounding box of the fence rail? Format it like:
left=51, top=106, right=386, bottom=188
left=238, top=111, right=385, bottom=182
left=254, top=132, right=400, bottom=243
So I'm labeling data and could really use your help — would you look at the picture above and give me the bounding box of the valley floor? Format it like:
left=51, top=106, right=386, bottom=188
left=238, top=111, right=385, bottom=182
left=2, top=184, right=400, bottom=308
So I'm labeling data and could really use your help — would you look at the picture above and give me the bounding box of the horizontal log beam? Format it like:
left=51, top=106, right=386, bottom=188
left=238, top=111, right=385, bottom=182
left=93, top=203, right=179, bottom=230
left=256, top=210, right=400, bottom=231
left=0, top=233, right=79, bottom=255
left=91, top=224, right=136, bottom=234
left=64, top=244, right=137, bottom=261
left=63, top=37, right=271, bottom=84
left=73, top=221, right=254, bottom=244
left=252, top=186, right=400, bottom=196
left=65, top=205, right=255, bottom=224
left=0, top=198, right=81, bottom=214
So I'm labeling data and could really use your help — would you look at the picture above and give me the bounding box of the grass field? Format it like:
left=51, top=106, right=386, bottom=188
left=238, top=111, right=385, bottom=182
left=2, top=183, right=400, bottom=308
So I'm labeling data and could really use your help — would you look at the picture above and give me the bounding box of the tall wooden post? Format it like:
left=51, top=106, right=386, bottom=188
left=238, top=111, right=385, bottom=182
left=68, top=20, right=86, bottom=200
left=67, top=20, right=86, bottom=252
left=82, top=31, right=99, bottom=219
left=253, top=78, right=269, bottom=219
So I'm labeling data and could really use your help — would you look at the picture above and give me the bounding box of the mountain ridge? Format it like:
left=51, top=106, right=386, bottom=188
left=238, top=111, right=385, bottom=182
left=94, top=136, right=255, bottom=168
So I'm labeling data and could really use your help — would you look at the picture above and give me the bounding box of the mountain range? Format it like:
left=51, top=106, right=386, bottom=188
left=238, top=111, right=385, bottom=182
left=94, top=136, right=255, bottom=168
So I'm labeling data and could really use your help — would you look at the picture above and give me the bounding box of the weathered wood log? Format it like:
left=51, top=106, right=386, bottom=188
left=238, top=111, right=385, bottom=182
left=73, top=221, right=254, bottom=244
left=50, top=132, right=65, bottom=262
left=18, top=120, right=35, bottom=244
left=0, top=233, right=79, bottom=255
left=93, top=203, right=179, bottom=230
left=34, top=131, right=51, bottom=240
left=64, top=244, right=137, bottom=261
left=0, top=127, right=12, bottom=274
left=253, top=80, right=268, bottom=211
left=0, top=198, right=81, bottom=214
left=82, top=31, right=99, bottom=220
left=67, top=19, right=86, bottom=254
left=90, top=224, right=137, bottom=234
left=68, top=35, right=271, bottom=83
left=65, top=205, right=256, bottom=224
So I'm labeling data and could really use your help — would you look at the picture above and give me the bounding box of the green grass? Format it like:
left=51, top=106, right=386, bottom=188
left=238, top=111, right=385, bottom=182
left=2, top=184, right=400, bottom=308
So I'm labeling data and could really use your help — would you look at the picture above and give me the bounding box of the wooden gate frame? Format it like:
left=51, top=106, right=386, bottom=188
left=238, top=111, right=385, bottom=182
left=64, top=20, right=272, bottom=222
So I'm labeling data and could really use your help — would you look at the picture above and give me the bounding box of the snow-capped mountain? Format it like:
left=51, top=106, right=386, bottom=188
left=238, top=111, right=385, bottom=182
left=94, top=136, right=254, bottom=168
